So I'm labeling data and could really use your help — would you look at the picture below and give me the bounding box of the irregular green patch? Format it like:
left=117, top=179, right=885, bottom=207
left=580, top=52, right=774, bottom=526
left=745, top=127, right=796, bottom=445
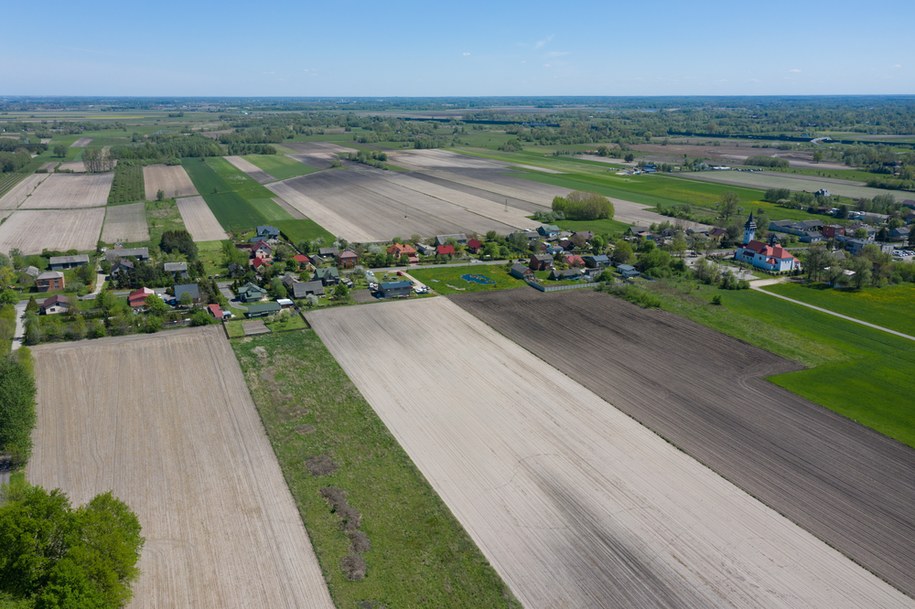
left=273, top=218, right=335, bottom=246
left=243, top=154, right=319, bottom=180
left=409, top=265, right=527, bottom=295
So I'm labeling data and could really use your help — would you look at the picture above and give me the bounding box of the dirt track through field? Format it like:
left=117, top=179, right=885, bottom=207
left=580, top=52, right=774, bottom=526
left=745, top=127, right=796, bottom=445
left=0, top=173, right=50, bottom=209
left=102, top=202, right=149, bottom=243
left=70, top=137, right=92, bottom=147
left=308, top=298, right=913, bottom=609
left=144, top=165, right=198, bottom=200
left=224, top=156, right=274, bottom=184
left=19, top=173, right=113, bottom=209
left=0, top=208, right=105, bottom=254
left=452, top=289, right=915, bottom=599
left=176, top=196, right=228, bottom=241
left=28, top=329, right=335, bottom=609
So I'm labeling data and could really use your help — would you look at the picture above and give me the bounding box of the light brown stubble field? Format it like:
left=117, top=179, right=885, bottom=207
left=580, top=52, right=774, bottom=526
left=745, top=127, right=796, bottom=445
left=0, top=173, right=50, bottom=210
left=28, top=328, right=335, bottom=609
left=307, top=298, right=913, bottom=609
left=143, top=165, right=199, bottom=200
left=101, top=202, right=149, bottom=243
left=18, top=173, right=113, bottom=209
left=224, top=156, right=273, bottom=183
left=175, top=196, right=228, bottom=241
left=0, top=208, right=105, bottom=254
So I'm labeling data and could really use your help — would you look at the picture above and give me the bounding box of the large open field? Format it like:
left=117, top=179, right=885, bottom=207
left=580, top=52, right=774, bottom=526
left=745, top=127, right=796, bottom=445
left=224, top=155, right=273, bottom=184
left=680, top=169, right=899, bottom=199
left=176, top=195, right=228, bottom=241
left=632, top=139, right=850, bottom=170
left=453, top=288, right=915, bottom=598
left=101, top=201, right=149, bottom=243
left=307, top=298, right=912, bottom=608
left=243, top=153, right=318, bottom=180
left=143, top=164, right=198, bottom=200
left=27, top=328, right=335, bottom=609
left=268, top=166, right=528, bottom=242
left=0, top=208, right=105, bottom=254
left=0, top=173, right=50, bottom=210
left=18, top=172, right=113, bottom=209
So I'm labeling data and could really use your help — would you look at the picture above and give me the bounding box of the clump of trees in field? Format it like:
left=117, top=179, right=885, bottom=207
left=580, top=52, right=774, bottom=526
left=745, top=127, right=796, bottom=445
left=0, top=482, right=144, bottom=609
left=159, top=229, right=197, bottom=260
left=111, top=134, right=222, bottom=162
left=744, top=156, right=789, bottom=169
left=551, top=191, right=614, bottom=220
left=342, top=150, right=388, bottom=169
left=82, top=148, right=115, bottom=173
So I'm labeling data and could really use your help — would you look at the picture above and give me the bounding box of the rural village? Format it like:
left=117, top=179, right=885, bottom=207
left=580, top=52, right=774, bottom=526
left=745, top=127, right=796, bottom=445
left=0, top=93, right=913, bottom=609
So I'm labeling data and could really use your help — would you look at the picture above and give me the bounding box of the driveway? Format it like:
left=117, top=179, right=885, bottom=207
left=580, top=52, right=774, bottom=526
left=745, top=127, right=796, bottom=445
left=11, top=299, right=27, bottom=351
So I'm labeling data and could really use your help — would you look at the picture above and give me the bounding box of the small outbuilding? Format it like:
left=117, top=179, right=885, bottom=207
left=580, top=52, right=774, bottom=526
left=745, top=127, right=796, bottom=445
left=245, top=302, right=281, bottom=318
left=49, top=254, right=90, bottom=270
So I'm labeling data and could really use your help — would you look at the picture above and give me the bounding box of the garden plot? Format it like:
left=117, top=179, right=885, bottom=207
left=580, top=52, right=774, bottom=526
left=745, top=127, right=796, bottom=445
left=101, top=202, right=149, bottom=243
left=143, top=164, right=199, bottom=200
left=176, top=196, right=228, bottom=241
left=28, top=328, right=335, bottom=609
left=0, top=208, right=105, bottom=254
left=307, top=298, right=912, bottom=609
left=224, top=156, right=273, bottom=184
left=19, top=173, right=113, bottom=209
left=0, top=173, right=50, bottom=210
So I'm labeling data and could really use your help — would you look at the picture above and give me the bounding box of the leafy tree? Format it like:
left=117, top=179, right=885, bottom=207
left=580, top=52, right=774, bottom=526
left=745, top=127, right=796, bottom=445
left=159, top=230, right=196, bottom=260
left=144, top=294, right=168, bottom=316
left=803, top=246, right=830, bottom=282
left=0, top=356, right=36, bottom=465
left=717, top=192, right=740, bottom=223
left=551, top=191, right=614, bottom=220
left=155, top=189, right=165, bottom=202
left=52, top=145, right=67, bottom=158
left=611, top=239, right=634, bottom=264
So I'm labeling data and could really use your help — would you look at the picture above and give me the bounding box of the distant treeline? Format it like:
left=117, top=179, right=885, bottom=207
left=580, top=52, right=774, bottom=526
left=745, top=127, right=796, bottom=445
left=110, top=134, right=222, bottom=161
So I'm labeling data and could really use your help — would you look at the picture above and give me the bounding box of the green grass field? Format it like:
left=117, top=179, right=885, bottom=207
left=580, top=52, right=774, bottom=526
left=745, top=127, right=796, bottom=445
left=195, top=240, right=227, bottom=276
left=273, top=218, right=335, bottom=245
left=232, top=331, right=519, bottom=609
left=243, top=154, right=318, bottom=180
left=762, top=282, right=915, bottom=337
left=555, top=217, right=629, bottom=236
left=409, top=264, right=527, bottom=295
left=639, top=279, right=915, bottom=448
left=181, top=157, right=292, bottom=231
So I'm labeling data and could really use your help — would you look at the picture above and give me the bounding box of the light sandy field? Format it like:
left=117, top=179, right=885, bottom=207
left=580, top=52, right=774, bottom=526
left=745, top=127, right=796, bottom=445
left=0, top=173, right=50, bottom=210
left=19, top=173, right=113, bottom=209
left=143, top=164, right=198, bottom=200
left=28, top=329, right=335, bottom=609
left=283, top=142, right=360, bottom=169
left=307, top=298, right=913, bottom=609
left=270, top=166, right=524, bottom=241
left=57, top=160, right=87, bottom=172
left=680, top=170, right=898, bottom=199
left=224, top=155, right=273, bottom=184
left=510, top=163, right=562, bottom=173
left=101, top=202, right=149, bottom=243
left=70, top=137, right=92, bottom=147
left=0, top=208, right=105, bottom=254
left=176, top=196, right=228, bottom=241
left=390, top=148, right=509, bottom=170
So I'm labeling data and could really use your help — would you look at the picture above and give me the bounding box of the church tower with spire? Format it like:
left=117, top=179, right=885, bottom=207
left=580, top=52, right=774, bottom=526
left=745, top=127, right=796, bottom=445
left=742, top=212, right=757, bottom=245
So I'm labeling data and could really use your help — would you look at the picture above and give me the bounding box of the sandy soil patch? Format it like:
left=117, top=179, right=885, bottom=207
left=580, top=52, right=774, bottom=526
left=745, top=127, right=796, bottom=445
left=681, top=170, right=898, bottom=199
left=143, top=165, right=198, bottom=200
left=28, top=328, right=335, bottom=609
left=390, top=149, right=507, bottom=170
left=308, top=298, right=911, bottom=609
left=56, top=160, right=87, bottom=173
left=224, top=155, right=273, bottom=183
left=19, top=173, right=113, bottom=209
left=511, top=163, right=562, bottom=174
left=282, top=142, right=359, bottom=168
left=176, top=196, right=228, bottom=241
left=0, top=208, right=105, bottom=254
left=70, top=137, right=92, bottom=148
left=0, top=173, right=50, bottom=210
left=102, top=202, right=149, bottom=243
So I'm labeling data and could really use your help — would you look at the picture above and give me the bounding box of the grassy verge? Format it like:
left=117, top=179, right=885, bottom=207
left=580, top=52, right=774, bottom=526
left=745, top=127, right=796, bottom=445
left=409, top=264, right=526, bottom=295
left=631, top=279, right=915, bottom=448
left=225, top=320, right=245, bottom=338
left=274, top=218, right=335, bottom=246
left=243, top=154, right=319, bottom=180
left=181, top=157, right=292, bottom=231
left=232, top=331, right=519, bottom=608
left=762, top=282, right=915, bottom=337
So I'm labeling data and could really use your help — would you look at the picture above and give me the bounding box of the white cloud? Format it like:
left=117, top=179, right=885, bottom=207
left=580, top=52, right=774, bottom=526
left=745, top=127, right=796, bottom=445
left=893, top=64, right=902, bottom=69
left=546, top=50, right=570, bottom=58
left=534, top=34, right=554, bottom=49
left=788, top=68, right=802, bottom=73
left=462, top=51, right=471, bottom=57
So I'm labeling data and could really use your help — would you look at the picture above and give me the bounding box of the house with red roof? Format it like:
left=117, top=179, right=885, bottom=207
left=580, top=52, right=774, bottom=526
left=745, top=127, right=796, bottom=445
left=251, top=257, right=271, bottom=271
left=436, top=244, right=455, bottom=256
left=128, top=287, right=155, bottom=309
left=388, top=243, right=419, bottom=263
left=735, top=213, right=800, bottom=273
left=207, top=303, right=225, bottom=320
left=564, top=254, right=585, bottom=268
left=293, top=254, right=309, bottom=266
left=466, top=238, right=483, bottom=253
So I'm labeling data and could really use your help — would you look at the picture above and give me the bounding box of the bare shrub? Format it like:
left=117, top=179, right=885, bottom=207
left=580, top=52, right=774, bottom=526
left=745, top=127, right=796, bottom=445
left=306, top=454, right=338, bottom=477
left=348, top=530, right=371, bottom=553
left=341, top=553, right=367, bottom=581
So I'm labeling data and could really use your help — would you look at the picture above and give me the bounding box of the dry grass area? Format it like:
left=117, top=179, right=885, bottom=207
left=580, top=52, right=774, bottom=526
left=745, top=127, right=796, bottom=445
left=0, top=173, right=50, bottom=210
left=143, top=164, right=198, bottom=200
left=307, top=298, right=912, bottom=609
left=101, top=202, right=149, bottom=243
left=224, top=155, right=273, bottom=183
left=176, top=196, right=228, bottom=241
left=19, top=173, right=113, bottom=209
left=270, top=166, right=526, bottom=242
left=70, top=137, right=92, bottom=147
left=57, top=160, right=87, bottom=172
left=28, top=328, right=335, bottom=609
left=0, top=208, right=105, bottom=254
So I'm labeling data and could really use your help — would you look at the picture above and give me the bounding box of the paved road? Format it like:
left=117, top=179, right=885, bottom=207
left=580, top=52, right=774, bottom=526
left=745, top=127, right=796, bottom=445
left=752, top=279, right=915, bottom=342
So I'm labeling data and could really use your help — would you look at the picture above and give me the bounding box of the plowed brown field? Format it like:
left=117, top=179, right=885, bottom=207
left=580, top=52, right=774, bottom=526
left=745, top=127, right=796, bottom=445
left=143, top=165, right=198, bottom=200
left=176, top=196, right=227, bottom=241
left=0, top=208, right=105, bottom=254
left=19, top=173, right=113, bottom=209
left=101, top=202, right=149, bottom=243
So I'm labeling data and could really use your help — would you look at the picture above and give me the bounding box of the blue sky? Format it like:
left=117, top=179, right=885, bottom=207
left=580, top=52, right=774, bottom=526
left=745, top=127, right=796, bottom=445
left=3, top=0, right=913, bottom=96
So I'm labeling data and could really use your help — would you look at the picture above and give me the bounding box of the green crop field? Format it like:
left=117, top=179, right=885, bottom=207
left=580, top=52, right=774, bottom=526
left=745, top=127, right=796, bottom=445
left=273, top=218, right=334, bottom=245
left=409, top=264, right=526, bottom=295
left=763, top=282, right=915, bottom=337
left=638, top=279, right=915, bottom=448
left=243, top=154, right=318, bottom=180
left=181, top=157, right=292, bottom=231
left=232, top=331, right=519, bottom=609
left=107, top=162, right=145, bottom=204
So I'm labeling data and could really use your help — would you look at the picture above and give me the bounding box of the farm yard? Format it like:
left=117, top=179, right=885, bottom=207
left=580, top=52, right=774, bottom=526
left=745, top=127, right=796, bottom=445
left=175, top=195, right=228, bottom=241
left=453, top=289, right=915, bottom=598
left=18, top=172, right=113, bottom=209
left=224, top=155, right=273, bottom=184
left=307, top=298, right=913, bottom=609
left=143, top=164, right=198, bottom=200
left=101, top=201, right=149, bottom=243
left=0, top=208, right=105, bottom=254
left=27, top=328, right=335, bottom=609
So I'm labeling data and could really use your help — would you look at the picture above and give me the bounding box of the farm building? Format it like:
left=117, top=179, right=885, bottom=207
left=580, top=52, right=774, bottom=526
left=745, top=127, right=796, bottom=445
left=256, top=225, right=281, bottom=239
left=245, top=302, right=281, bottom=318
left=337, top=249, right=359, bottom=268
left=106, top=247, right=149, bottom=262
left=174, top=283, right=201, bottom=304
left=35, top=271, right=64, bottom=292
left=564, top=254, right=585, bottom=268
left=164, top=261, right=189, bottom=279
left=207, top=303, right=225, bottom=320
left=550, top=268, right=582, bottom=281
left=537, top=224, right=560, bottom=239
left=436, top=244, right=456, bottom=256
left=39, top=295, right=70, bottom=315
left=314, top=267, right=340, bottom=286
left=583, top=254, right=610, bottom=269
left=237, top=282, right=268, bottom=303
left=769, top=220, right=825, bottom=243
left=128, top=287, right=154, bottom=309
left=416, top=243, right=437, bottom=256
left=49, top=254, right=90, bottom=270
left=110, top=258, right=134, bottom=280
left=617, top=264, right=640, bottom=278
left=510, top=263, right=533, bottom=280
left=318, top=247, right=339, bottom=259
left=379, top=280, right=413, bottom=298
left=435, top=233, right=467, bottom=246
left=293, top=280, right=325, bottom=298
left=530, top=253, right=553, bottom=271
left=23, top=266, right=40, bottom=279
